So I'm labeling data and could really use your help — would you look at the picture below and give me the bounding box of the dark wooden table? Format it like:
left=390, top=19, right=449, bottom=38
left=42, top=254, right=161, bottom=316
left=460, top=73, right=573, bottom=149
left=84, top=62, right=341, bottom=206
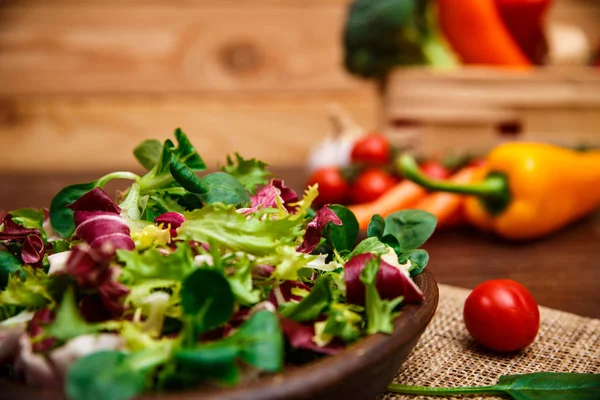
left=1, top=167, right=599, bottom=318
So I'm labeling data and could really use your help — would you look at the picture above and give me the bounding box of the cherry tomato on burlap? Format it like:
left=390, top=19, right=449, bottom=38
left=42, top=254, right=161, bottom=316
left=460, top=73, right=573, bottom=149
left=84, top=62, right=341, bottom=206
left=463, top=279, right=540, bottom=352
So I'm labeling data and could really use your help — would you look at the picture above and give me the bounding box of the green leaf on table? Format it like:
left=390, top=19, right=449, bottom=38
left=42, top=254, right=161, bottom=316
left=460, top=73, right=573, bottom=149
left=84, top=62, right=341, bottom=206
left=382, top=210, right=437, bottom=253
left=134, top=139, right=163, bottom=171
left=117, top=242, right=196, bottom=284
left=387, top=372, right=600, bottom=400
left=360, top=257, right=403, bottom=335
left=323, top=205, right=359, bottom=254
left=367, top=214, right=385, bottom=239
left=221, top=153, right=272, bottom=194
left=174, top=310, right=283, bottom=385
left=0, top=251, right=21, bottom=290
left=45, top=286, right=98, bottom=342
left=279, top=276, right=332, bottom=322
left=494, top=373, right=600, bottom=400
left=399, top=249, right=429, bottom=277
left=180, top=268, right=235, bottom=336
left=178, top=203, right=304, bottom=256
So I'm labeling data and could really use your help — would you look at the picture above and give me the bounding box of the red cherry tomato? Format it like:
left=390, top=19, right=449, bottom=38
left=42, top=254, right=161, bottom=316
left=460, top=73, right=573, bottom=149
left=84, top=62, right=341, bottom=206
left=350, top=134, right=391, bottom=165
left=463, top=279, right=540, bottom=352
left=419, top=161, right=451, bottom=180
left=307, top=167, right=351, bottom=207
left=350, top=168, right=398, bottom=204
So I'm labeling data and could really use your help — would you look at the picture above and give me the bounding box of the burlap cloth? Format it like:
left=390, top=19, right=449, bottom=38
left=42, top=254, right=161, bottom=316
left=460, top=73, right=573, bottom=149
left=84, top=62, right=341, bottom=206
left=378, top=284, right=600, bottom=400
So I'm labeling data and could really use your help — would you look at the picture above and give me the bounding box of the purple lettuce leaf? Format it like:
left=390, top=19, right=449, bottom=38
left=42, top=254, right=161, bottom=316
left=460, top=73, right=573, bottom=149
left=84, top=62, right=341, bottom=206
left=65, top=244, right=129, bottom=319
left=72, top=211, right=134, bottom=255
left=296, top=206, right=342, bottom=254
left=21, top=235, right=45, bottom=266
left=279, top=317, right=344, bottom=355
left=26, top=308, right=57, bottom=353
left=267, top=281, right=312, bottom=307
left=67, top=187, right=121, bottom=214
left=247, top=179, right=300, bottom=213
left=154, top=212, right=185, bottom=237
left=0, top=214, right=40, bottom=241
left=344, top=253, right=424, bottom=306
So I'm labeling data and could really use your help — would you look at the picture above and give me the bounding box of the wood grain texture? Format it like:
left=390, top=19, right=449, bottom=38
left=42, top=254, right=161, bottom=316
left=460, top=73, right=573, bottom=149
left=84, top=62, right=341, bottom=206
left=0, top=91, right=377, bottom=172
left=0, top=3, right=360, bottom=95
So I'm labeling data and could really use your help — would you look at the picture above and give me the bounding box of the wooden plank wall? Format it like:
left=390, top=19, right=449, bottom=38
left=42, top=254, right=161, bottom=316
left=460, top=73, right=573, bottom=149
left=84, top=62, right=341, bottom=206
left=0, top=0, right=597, bottom=172
left=0, top=0, right=378, bottom=172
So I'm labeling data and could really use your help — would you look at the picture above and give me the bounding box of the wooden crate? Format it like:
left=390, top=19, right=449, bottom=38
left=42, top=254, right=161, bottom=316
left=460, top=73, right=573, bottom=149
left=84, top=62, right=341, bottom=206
left=380, top=67, right=600, bottom=155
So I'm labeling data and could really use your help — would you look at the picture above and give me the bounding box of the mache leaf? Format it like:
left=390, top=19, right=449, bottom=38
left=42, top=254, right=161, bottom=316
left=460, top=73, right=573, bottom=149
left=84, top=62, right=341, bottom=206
left=180, top=268, right=235, bottom=336
left=324, top=205, right=359, bottom=254
left=382, top=210, right=437, bottom=253
left=134, top=139, right=163, bottom=171
left=0, top=251, right=21, bottom=290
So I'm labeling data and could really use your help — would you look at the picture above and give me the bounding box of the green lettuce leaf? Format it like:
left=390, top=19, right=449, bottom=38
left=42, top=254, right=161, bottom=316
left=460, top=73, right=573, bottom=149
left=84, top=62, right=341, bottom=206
left=0, top=265, right=54, bottom=309
left=279, top=276, right=332, bottom=322
left=178, top=204, right=305, bottom=257
left=117, top=242, right=196, bottom=284
left=360, top=257, right=403, bottom=335
left=221, top=153, right=272, bottom=194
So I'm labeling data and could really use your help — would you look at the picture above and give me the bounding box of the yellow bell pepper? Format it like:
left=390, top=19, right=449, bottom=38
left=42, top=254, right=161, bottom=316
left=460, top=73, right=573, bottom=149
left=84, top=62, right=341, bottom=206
left=399, top=142, right=600, bottom=240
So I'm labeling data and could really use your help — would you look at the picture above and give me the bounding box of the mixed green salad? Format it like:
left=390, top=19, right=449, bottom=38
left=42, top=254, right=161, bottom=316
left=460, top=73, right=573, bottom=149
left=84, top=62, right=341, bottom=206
left=0, top=129, right=436, bottom=400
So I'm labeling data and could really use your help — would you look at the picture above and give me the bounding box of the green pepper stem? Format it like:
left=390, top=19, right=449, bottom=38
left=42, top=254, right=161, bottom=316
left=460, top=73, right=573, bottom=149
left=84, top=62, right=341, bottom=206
left=398, top=155, right=511, bottom=215
left=387, top=383, right=506, bottom=397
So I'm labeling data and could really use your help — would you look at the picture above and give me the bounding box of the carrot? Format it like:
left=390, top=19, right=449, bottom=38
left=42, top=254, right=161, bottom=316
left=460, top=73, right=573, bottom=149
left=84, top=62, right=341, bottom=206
left=348, top=181, right=428, bottom=231
left=437, top=0, right=532, bottom=67
left=412, top=166, right=479, bottom=228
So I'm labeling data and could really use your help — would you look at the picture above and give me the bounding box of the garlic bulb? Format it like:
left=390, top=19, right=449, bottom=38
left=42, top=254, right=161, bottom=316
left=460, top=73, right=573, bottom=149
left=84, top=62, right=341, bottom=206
left=307, top=103, right=366, bottom=172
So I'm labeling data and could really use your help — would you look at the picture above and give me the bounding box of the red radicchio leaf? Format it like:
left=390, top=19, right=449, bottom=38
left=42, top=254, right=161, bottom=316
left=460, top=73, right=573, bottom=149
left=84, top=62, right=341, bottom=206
left=65, top=244, right=111, bottom=288
left=296, top=206, right=342, bottom=254
left=27, top=308, right=57, bottom=353
left=0, top=214, right=40, bottom=241
left=271, top=179, right=299, bottom=211
left=21, top=234, right=45, bottom=266
left=248, top=179, right=300, bottom=213
left=79, top=294, right=113, bottom=323
left=280, top=317, right=344, bottom=355
left=344, top=253, right=424, bottom=306
left=66, top=245, right=128, bottom=319
left=97, top=271, right=129, bottom=318
left=72, top=211, right=134, bottom=255
left=67, top=188, right=121, bottom=214
left=154, top=212, right=185, bottom=237
left=267, top=281, right=312, bottom=307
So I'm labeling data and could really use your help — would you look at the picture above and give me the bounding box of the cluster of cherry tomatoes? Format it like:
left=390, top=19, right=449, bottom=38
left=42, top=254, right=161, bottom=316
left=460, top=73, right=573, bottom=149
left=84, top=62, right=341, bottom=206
left=307, top=133, right=453, bottom=208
